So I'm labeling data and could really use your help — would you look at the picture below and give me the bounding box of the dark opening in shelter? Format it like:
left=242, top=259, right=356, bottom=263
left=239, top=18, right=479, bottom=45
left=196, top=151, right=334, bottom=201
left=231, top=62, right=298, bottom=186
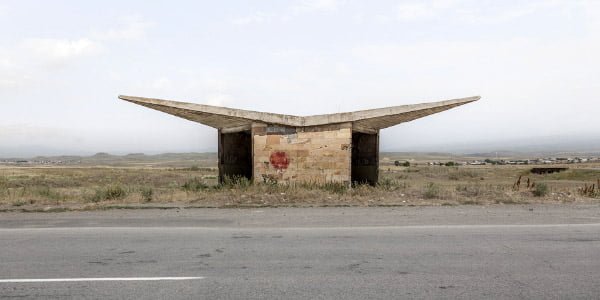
left=218, top=130, right=252, bottom=182
left=351, top=132, right=379, bottom=185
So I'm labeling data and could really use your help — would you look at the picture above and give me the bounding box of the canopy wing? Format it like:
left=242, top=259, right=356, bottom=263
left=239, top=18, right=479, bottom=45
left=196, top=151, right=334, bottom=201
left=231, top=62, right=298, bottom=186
left=119, top=95, right=479, bottom=131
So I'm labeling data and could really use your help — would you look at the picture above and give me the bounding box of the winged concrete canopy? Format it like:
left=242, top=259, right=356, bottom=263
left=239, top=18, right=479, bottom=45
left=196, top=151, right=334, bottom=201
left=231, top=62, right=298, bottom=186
left=119, top=95, right=479, bottom=133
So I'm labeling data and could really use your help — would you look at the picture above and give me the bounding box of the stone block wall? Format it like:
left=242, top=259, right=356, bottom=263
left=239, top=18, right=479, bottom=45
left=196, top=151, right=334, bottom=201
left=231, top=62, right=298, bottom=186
left=252, top=122, right=352, bottom=184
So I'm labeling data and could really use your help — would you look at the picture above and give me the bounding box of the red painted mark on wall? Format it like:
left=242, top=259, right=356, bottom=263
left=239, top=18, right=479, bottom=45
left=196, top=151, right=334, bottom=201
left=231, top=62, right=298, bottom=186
left=270, top=151, right=290, bottom=170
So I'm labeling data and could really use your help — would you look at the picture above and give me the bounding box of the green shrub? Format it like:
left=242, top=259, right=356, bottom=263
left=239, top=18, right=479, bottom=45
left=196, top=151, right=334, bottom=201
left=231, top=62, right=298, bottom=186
left=533, top=183, right=549, bottom=197
left=140, top=187, right=154, bottom=202
left=34, top=186, right=62, bottom=200
left=220, top=175, right=251, bottom=189
left=448, top=169, right=479, bottom=181
left=394, top=161, right=410, bottom=167
left=182, top=178, right=209, bottom=192
left=320, top=182, right=348, bottom=194
left=423, top=182, right=441, bottom=199
left=12, top=200, right=26, bottom=207
left=90, top=185, right=127, bottom=202
left=377, top=177, right=398, bottom=191
left=455, top=184, right=483, bottom=197
left=104, top=185, right=127, bottom=199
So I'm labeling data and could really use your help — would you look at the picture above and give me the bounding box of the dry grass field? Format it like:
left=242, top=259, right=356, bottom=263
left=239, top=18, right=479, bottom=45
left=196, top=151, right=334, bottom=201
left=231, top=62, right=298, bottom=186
left=1, top=153, right=599, bottom=211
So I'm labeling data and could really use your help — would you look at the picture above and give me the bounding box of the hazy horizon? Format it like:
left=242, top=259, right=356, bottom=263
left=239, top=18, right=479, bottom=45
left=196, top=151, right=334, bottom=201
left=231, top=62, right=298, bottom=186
left=2, top=1, right=599, bottom=157
left=2, top=132, right=600, bottom=159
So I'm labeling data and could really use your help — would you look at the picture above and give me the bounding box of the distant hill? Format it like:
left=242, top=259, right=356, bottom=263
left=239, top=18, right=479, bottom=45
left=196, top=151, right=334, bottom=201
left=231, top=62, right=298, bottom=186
left=383, top=134, right=600, bottom=157
left=1, top=152, right=218, bottom=168
left=2, top=134, right=599, bottom=163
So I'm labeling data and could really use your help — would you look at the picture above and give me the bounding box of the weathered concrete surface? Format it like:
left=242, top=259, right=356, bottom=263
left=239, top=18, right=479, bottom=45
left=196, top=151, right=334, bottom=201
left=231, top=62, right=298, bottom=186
left=252, top=122, right=352, bottom=184
left=119, top=95, right=479, bottom=132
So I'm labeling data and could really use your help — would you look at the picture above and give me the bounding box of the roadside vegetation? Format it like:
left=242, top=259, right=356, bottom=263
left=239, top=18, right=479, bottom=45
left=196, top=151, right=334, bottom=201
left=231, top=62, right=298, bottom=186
left=1, top=160, right=599, bottom=210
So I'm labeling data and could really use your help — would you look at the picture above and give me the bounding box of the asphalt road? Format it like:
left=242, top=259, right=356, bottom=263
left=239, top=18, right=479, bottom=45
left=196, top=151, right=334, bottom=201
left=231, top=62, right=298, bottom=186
left=1, top=205, right=599, bottom=299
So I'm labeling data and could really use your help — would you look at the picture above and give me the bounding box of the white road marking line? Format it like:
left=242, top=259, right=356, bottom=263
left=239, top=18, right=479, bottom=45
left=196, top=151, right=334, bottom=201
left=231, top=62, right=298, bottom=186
left=0, top=277, right=204, bottom=283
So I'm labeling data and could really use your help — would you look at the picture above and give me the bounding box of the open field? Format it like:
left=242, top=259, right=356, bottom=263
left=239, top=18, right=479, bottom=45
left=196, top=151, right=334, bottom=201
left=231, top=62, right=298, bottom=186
left=1, top=153, right=599, bottom=211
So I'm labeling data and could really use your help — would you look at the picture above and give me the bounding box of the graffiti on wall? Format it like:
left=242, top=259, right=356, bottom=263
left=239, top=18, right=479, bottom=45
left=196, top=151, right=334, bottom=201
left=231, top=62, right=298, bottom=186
left=269, top=151, right=290, bottom=171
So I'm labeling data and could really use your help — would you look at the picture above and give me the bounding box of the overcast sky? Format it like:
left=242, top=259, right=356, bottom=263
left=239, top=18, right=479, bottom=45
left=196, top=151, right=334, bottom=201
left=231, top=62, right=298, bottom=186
left=1, top=0, right=599, bottom=156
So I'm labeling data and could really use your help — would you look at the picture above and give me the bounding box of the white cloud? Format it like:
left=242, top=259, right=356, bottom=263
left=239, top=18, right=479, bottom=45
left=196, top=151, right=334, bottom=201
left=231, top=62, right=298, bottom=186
left=230, top=0, right=341, bottom=25
left=0, top=14, right=155, bottom=92
left=292, top=0, right=342, bottom=13
left=374, top=14, right=393, bottom=24
left=130, top=76, right=235, bottom=107
left=205, top=93, right=234, bottom=107
left=0, top=79, right=18, bottom=88
left=460, top=1, right=569, bottom=24
left=23, top=38, right=102, bottom=66
left=151, top=77, right=173, bottom=89
left=396, top=0, right=459, bottom=21
left=98, top=15, right=153, bottom=41
left=0, top=49, right=27, bottom=90
left=582, top=0, right=600, bottom=34
left=0, top=57, right=13, bottom=68
left=397, top=3, right=436, bottom=21
left=14, top=15, right=153, bottom=68
left=351, top=37, right=600, bottom=74
left=230, top=11, right=276, bottom=25
left=394, top=0, right=575, bottom=23
left=350, top=35, right=600, bottom=117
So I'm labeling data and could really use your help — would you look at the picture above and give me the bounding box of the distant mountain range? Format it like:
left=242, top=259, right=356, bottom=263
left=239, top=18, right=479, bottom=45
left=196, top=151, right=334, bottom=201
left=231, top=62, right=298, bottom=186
left=382, top=134, right=600, bottom=157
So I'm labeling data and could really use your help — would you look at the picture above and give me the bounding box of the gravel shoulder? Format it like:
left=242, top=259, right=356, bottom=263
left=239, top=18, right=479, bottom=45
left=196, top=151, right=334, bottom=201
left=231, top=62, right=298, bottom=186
left=2, top=204, right=600, bottom=229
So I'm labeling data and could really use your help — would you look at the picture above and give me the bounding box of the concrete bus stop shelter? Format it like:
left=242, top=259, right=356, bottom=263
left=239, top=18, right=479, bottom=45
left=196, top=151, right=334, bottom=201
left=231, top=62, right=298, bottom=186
left=120, top=95, right=479, bottom=185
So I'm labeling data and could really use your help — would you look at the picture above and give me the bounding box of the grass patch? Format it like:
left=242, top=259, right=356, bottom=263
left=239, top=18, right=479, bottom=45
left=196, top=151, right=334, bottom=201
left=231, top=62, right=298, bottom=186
left=422, top=182, right=441, bottom=199
left=11, top=200, right=26, bottom=207
left=448, top=169, right=480, bottom=181
left=320, top=182, right=348, bottom=194
left=455, top=184, right=484, bottom=197
left=140, top=187, right=154, bottom=202
left=545, top=169, right=600, bottom=181
left=33, top=186, right=62, bottom=200
left=220, top=175, right=252, bottom=189
left=90, top=185, right=127, bottom=202
left=182, top=177, right=209, bottom=192
left=2, top=159, right=599, bottom=209
left=299, top=181, right=348, bottom=195
left=532, top=183, right=549, bottom=197
left=377, top=177, right=399, bottom=191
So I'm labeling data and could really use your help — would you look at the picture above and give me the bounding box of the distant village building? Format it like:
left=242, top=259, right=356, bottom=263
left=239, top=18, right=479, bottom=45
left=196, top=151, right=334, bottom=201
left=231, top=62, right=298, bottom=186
left=120, top=95, right=479, bottom=185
